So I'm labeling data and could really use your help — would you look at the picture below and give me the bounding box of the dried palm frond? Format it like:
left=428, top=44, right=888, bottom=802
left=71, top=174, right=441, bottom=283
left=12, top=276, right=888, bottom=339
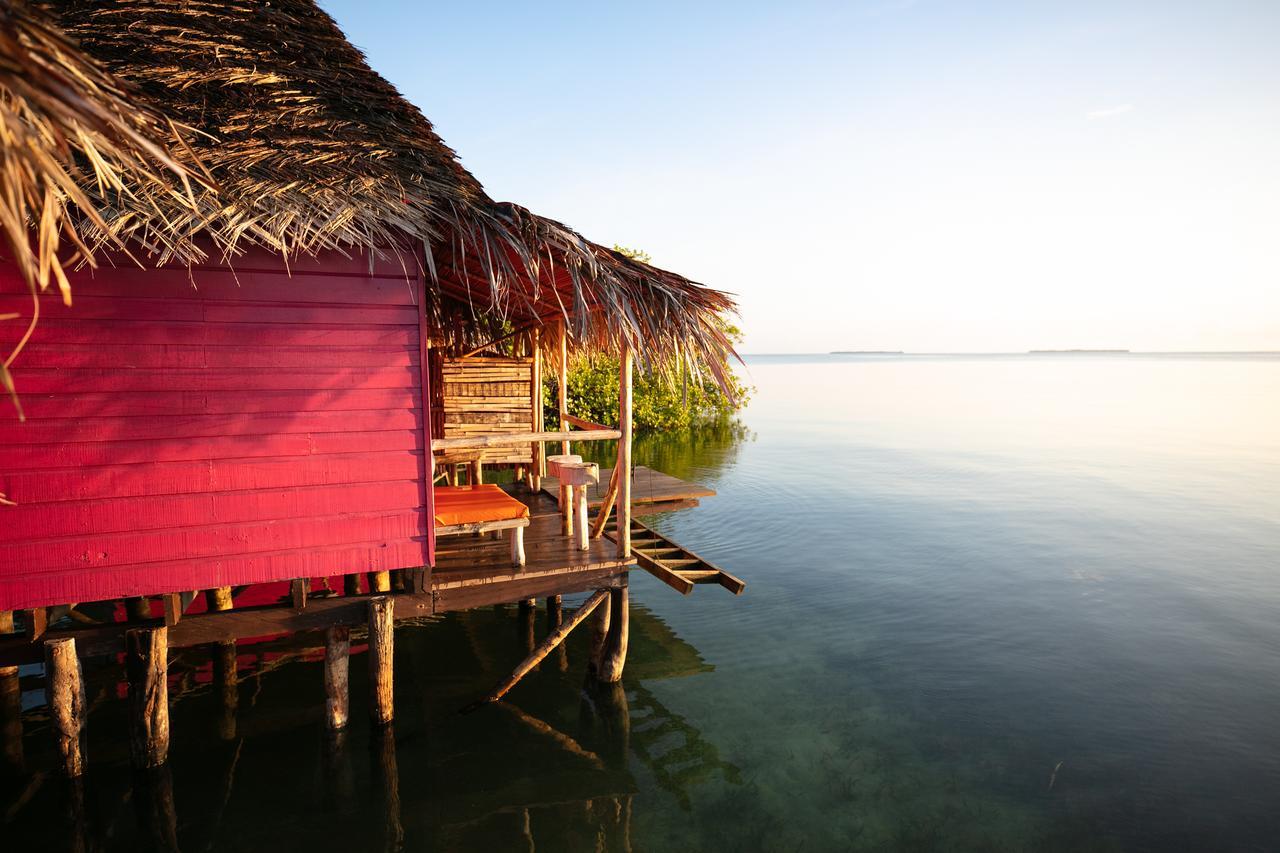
left=44, top=0, right=738, bottom=382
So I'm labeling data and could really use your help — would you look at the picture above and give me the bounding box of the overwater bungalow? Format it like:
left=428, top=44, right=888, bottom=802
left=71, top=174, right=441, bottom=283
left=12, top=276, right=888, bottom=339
left=0, top=0, right=742, bottom=777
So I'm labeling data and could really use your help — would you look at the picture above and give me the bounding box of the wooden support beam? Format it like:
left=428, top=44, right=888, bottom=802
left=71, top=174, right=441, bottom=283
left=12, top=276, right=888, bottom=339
left=324, top=626, right=351, bottom=732
left=126, top=627, right=169, bottom=769
left=617, top=345, right=633, bottom=560
left=368, top=597, right=394, bottom=726
left=558, top=320, right=571, bottom=533
left=25, top=607, right=46, bottom=642
left=368, top=571, right=391, bottom=594
left=44, top=637, right=85, bottom=776
left=291, top=579, right=309, bottom=610
left=590, top=465, right=621, bottom=539
left=597, top=582, right=630, bottom=683
left=162, top=594, right=183, bottom=627
left=343, top=574, right=362, bottom=596
left=468, top=589, right=610, bottom=709
left=431, top=429, right=619, bottom=451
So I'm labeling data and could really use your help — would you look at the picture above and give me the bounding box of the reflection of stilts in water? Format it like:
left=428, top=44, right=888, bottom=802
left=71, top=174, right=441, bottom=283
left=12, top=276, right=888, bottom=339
left=62, top=776, right=89, bottom=853
left=132, top=765, right=180, bottom=853
left=213, top=640, right=238, bottom=742
left=624, top=682, right=741, bottom=810
left=371, top=725, right=404, bottom=853
left=321, top=728, right=355, bottom=813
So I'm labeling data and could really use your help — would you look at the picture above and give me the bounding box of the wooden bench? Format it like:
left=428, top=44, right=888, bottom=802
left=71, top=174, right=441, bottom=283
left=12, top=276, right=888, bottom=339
left=433, top=485, right=531, bottom=566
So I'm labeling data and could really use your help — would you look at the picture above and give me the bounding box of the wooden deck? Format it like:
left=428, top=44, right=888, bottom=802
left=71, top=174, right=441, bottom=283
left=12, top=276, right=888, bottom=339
left=541, top=465, right=715, bottom=509
left=432, top=489, right=631, bottom=611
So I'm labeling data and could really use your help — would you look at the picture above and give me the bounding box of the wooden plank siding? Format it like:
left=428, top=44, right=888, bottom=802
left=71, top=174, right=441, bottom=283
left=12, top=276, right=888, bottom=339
left=435, top=356, right=535, bottom=466
left=0, top=246, right=435, bottom=611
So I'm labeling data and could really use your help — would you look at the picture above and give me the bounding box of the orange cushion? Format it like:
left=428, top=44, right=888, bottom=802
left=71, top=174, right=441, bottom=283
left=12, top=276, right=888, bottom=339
left=433, top=484, right=530, bottom=527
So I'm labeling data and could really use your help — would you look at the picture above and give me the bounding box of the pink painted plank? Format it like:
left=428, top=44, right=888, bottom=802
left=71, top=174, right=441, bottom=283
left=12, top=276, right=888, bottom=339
left=1, top=450, right=426, bottom=504
left=0, top=295, right=419, bottom=326
left=0, top=481, right=427, bottom=542
left=17, top=343, right=418, bottom=370
left=16, top=388, right=418, bottom=419
left=4, top=429, right=422, bottom=469
left=0, top=321, right=416, bottom=347
left=0, top=408, right=422, bottom=444
left=2, top=509, right=429, bottom=572
left=15, top=365, right=419, bottom=393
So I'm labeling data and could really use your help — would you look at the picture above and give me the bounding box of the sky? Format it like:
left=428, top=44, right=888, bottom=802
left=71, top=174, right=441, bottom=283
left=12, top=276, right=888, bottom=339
left=319, top=0, right=1280, bottom=353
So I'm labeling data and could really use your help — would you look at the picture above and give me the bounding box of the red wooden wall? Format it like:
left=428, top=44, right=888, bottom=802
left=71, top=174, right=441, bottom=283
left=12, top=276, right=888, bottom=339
left=0, top=245, right=434, bottom=611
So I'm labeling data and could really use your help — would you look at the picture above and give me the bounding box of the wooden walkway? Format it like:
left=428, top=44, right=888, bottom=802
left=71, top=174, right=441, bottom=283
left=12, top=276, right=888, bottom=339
left=542, top=465, right=715, bottom=511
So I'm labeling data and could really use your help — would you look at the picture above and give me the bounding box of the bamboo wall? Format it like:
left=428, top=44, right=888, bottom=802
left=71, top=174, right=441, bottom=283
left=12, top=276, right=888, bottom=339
left=438, top=356, right=535, bottom=466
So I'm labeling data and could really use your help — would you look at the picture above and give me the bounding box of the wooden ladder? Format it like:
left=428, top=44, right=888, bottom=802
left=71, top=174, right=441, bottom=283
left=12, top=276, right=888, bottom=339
left=605, top=518, right=745, bottom=596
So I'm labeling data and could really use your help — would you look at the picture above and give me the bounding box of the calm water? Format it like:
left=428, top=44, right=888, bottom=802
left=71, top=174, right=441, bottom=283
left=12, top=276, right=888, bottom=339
left=5, top=353, right=1280, bottom=851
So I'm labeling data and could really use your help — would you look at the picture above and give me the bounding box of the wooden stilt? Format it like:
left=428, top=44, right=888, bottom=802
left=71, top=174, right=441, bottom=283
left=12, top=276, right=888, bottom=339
left=589, top=590, right=611, bottom=676
left=204, top=586, right=233, bottom=612
left=324, top=625, right=350, bottom=731
left=44, top=637, right=86, bottom=777
left=470, top=589, right=610, bottom=708
left=598, top=583, right=630, bottom=683
left=343, top=573, right=362, bottom=596
left=126, top=627, right=170, bottom=769
left=162, top=593, right=182, bottom=627
left=0, top=610, right=21, bottom=774
left=368, top=597, right=394, bottom=726
left=205, top=589, right=237, bottom=741
left=368, top=571, right=391, bottom=593
left=547, top=595, right=568, bottom=671
left=126, top=596, right=152, bottom=622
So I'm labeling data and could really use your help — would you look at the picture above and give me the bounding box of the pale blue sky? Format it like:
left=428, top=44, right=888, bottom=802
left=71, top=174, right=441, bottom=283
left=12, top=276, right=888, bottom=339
left=320, top=1, right=1280, bottom=352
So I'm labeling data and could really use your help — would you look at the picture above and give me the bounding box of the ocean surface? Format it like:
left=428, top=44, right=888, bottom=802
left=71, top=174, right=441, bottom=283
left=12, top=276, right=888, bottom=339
left=5, top=352, right=1280, bottom=851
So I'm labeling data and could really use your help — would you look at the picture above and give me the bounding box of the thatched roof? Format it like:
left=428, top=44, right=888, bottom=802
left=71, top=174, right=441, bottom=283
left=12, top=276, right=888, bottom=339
left=38, top=0, right=738, bottom=377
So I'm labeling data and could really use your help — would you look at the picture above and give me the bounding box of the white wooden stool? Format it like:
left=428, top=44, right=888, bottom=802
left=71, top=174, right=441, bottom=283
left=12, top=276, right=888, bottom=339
left=555, top=461, right=599, bottom=550
left=547, top=453, right=583, bottom=538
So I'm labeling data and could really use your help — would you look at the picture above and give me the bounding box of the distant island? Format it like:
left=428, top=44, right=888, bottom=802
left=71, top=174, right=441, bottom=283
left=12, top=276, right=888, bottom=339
left=1029, top=349, right=1130, bottom=353
left=831, top=350, right=905, bottom=355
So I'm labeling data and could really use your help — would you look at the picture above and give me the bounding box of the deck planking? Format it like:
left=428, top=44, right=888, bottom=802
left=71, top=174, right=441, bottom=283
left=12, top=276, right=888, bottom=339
left=540, top=465, right=714, bottom=508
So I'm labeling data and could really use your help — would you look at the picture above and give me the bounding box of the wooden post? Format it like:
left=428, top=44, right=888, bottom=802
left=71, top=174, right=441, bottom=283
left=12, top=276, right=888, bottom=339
left=547, top=595, right=568, bottom=671
left=44, top=637, right=86, bottom=776
left=343, top=573, right=362, bottom=596
left=324, top=625, right=350, bottom=731
left=558, top=320, right=572, bottom=535
left=126, top=627, right=169, bottom=769
left=598, top=581, right=630, bottom=683
left=617, top=344, right=633, bottom=559
left=589, top=591, right=611, bottom=677
left=204, top=586, right=233, bottom=612
left=0, top=610, right=21, bottom=774
left=368, top=571, right=391, bottom=593
left=162, top=593, right=182, bottom=627
left=530, top=327, right=543, bottom=493
left=126, top=596, right=152, bottom=622
left=368, top=597, right=394, bottom=726
left=206, top=588, right=237, bottom=742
